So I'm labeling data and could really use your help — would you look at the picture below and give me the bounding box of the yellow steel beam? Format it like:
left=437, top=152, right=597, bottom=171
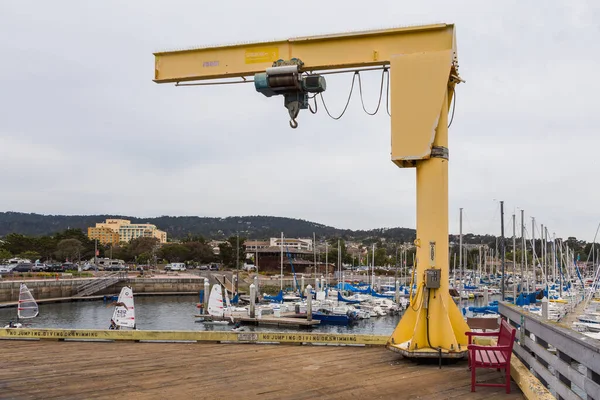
left=0, top=328, right=388, bottom=346
left=153, top=24, right=455, bottom=83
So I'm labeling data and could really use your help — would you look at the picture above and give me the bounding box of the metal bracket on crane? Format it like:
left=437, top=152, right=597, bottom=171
left=254, top=58, right=326, bottom=128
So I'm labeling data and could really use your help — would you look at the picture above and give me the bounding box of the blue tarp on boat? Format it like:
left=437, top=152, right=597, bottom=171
left=337, top=291, right=361, bottom=304
left=263, top=290, right=283, bottom=303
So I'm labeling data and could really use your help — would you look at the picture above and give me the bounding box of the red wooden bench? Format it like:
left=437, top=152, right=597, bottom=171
left=466, top=318, right=516, bottom=393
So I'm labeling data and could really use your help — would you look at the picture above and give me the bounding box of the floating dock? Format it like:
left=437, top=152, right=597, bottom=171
left=0, top=339, right=523, bottom=399
left=236, top=316, right=320, bottom=327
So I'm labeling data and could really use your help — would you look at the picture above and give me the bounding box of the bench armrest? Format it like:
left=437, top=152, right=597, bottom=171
left=465, top=331, right=499, bottom=337
left=468, top=344, right=512, bottom=351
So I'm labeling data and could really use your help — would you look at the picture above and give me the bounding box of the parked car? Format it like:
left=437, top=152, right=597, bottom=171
left=0, top=264, right=15, bottom=274
left=12, top=263, right=34, bottom=272
left=46, top=263, right=75, bottom=272
left=209, top=264, right=219, bottom=271
left=197, top=265, right=209, bottom=271
left=82, top=263, right=97, bottom=271
left=31, top=263, right=47, bottom=272
left=45, top=263, right=62, bottom=272
left=165, top=263, right=186, bottom=271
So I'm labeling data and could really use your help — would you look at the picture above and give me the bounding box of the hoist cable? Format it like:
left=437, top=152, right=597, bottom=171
left=356, top=68, right=387, bottom=116
left=318, top=72, right=359, bottom=120
left=448, top=88, right=457, bottom=128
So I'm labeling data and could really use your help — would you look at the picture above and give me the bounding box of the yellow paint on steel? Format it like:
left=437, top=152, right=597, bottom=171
left=152, top=23, right=467, bottom=359
left=390, top=50, right=454, bottom=167
left=510, top=352, right=554, bottom=399
left=0, top=328, right=387, bottom=345
left=387, top=81, right=469, bottom=357
left=153, top=24, right=454, bottom=83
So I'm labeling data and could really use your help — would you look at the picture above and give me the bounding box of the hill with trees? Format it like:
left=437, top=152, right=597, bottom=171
left=0, top=212, right=417, bottom=242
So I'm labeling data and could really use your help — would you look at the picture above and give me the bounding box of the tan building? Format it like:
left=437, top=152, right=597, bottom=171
left=87, top=227, right=120, bottom=245
left=88, top=219, right=167, bottom=244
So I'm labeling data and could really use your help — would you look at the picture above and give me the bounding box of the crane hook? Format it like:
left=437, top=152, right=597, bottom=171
left=289, top=119, right=298, bottom=129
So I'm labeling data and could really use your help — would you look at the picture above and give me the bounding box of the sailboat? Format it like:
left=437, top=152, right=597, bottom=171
left=5, top=283, right=39, bottom=328
left=203, top=284, right=230, bottom=325
left=109, top=286, right=136, bottom=330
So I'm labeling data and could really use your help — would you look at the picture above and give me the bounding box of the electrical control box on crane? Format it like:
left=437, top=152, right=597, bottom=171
left=254, top=59, right=326, bottom=128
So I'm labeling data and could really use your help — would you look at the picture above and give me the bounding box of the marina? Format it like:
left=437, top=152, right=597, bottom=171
left=1, top=2, right=599, bottom=398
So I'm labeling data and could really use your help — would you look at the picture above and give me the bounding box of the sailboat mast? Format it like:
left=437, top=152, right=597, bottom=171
left=532, top=217, right=536, bottom=290
left=459, top=208, right=463, bottom=294
left=512, top=213, right=516, bottom=300
left=521, top=210, right=526, bottom=294
left=372, top=244, right=375, bottom=289
left=500, top=200, right=505, bottom=301
left=338, top=239, right=341, bottom=287
left=280, top=232, right=283, bottom=292
left=325, top=241, right=328, bottom=287
left=313, top=232, right=316, bottom=279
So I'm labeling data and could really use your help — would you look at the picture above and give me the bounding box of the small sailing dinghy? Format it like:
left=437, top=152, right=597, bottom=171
left=203, top=284, right=230, bottom=325
left=4, top=283, right=39, bottom=328
left=109, top=286, right=136, bottom=330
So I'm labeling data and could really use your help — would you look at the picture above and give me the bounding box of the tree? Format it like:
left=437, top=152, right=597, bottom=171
left=18, top=251, right=41, bottom=262
left=185, top=241, right=215, bottom=263
left=219, top=236, right=245, bottom=268
left=0, top=248, right=12, bottom=261
left=159, top=244, right=191, bottom=263
left=55, top=239, right=84, bottom=262
left=374, top=247, right=389, bottom=267
left=129, top=237, right=160, bottom=258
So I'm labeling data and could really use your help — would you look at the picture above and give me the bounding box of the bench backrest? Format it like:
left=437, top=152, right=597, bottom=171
left=467, top=317, right=500, bottom=331
left=497, top=319, right=517, bottom=349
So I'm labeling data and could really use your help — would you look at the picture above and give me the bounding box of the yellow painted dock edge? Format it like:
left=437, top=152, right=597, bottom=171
left=0, top=328, right=387, bottom=346
left=510, top=354, right=554, bottom=399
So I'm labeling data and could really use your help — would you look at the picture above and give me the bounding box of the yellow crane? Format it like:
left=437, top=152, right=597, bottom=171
left=153, top=23, right=470, bottom=359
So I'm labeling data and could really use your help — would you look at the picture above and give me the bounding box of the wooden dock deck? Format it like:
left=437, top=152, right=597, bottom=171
left=0, top=340, right=523, bottom=399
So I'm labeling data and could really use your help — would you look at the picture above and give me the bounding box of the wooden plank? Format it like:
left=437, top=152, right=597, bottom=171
left=0, top=341, right=523, bottom=399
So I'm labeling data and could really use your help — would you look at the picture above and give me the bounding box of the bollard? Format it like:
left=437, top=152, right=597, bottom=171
left=203, top=278, right=210, bottom=313
left=483, top=286, right=489, bottom=305
left=249, top=283, right=256, bottom=318
left=306, top=285, right=313, bottom=322
left=301, top=274, right=305, bottom=293
left=254, top=276, right=258, bottom=300
left=542, top=297, right=549, bottom=320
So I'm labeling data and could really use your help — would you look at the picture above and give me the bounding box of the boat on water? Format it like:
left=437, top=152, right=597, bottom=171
left=4, top=283, right=38, bottom=328
left=109, top=286, right=136, bottom=330
left=203, top=284, right=232, bottom=325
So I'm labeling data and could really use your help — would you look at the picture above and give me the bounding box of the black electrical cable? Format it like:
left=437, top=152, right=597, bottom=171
left=318, top=71, right=359, bottom=120
left=448, top=88, right=457, bottom=128
left=426, top=288, right=433, bottom=349
left=356, top=68, right=387, bottom=115
left=308, top=94, right=318, bottom=114
left=385, top=68, right=391, bottom=116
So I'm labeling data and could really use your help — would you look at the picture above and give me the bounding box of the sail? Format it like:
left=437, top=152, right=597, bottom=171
left=207, top=284, right=224, bottom=317
left=224, top=287, right=232, bottom=309
left=17, top=283, right=38, bottom=319
left=112, top=286, right=135, bottom=329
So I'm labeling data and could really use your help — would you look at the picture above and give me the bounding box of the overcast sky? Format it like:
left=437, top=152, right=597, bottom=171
left=0, top=1, right=598, bottom=241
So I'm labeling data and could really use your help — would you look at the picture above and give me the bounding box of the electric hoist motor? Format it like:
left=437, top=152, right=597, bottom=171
left=254, top=59, right=326, bottom=128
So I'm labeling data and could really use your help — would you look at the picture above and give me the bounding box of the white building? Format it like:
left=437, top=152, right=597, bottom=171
left=269, top=237, right=313, bottom=251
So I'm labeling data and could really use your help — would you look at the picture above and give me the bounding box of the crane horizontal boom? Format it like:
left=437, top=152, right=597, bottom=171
left=153, top=24, right=455, bottom=83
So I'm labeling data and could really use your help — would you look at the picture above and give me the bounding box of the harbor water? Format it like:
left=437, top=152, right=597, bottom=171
left=0, top=294, right=494, bottom=334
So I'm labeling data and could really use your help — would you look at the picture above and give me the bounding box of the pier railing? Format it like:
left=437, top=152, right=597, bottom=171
left=75, top=272, right=127, bottom=297
left=499, top=302, right=600, bottom=400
